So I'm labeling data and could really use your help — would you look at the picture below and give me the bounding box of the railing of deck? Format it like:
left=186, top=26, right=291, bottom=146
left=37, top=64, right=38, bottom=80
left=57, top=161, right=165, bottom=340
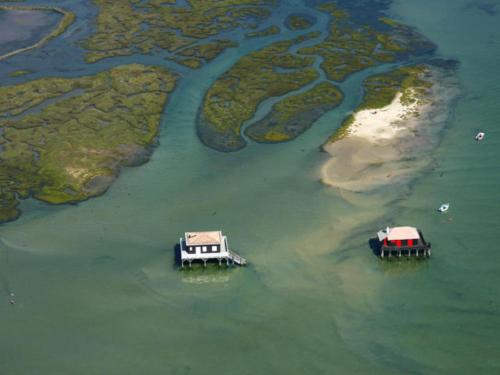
left=228, top=250, right=247, bottom=266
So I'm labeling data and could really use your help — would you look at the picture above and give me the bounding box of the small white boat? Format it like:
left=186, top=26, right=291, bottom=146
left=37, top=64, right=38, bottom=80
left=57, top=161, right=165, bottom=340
left=438, top=203, right=449, bottom=213
left=475, top=132, right=485, bottom=141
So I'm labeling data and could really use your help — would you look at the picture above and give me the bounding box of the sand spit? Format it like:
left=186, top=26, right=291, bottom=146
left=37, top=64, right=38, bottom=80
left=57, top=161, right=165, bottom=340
left=321, top=69, right=458, bottom=192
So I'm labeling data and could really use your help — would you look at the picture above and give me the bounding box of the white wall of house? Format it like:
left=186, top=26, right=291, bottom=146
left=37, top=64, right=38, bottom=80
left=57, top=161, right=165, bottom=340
left=180, top=236, right=229, bottom=260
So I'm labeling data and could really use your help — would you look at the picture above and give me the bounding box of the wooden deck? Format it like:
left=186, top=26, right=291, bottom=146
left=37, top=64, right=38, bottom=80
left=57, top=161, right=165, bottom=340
left=228, top=250, right=247, bottom=266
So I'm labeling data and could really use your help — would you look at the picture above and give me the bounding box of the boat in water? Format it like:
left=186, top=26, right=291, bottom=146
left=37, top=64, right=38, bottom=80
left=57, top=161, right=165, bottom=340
left=438, top=203, right=450, bottom=213
left=475, top=132, right=485, bottom=141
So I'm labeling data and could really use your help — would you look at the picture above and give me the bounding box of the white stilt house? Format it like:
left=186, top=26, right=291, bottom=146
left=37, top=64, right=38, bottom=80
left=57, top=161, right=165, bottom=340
left=179, top=231, right=246, bottom=267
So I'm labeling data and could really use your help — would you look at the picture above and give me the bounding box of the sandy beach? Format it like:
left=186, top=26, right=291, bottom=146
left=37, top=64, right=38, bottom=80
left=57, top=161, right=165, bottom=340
left=346, top=91, right=422, bottom=140
left=321, top=71, right=456, bottom=192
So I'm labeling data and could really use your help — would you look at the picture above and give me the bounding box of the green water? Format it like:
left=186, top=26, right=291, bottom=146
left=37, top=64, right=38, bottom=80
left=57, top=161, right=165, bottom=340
left=1, top=0, right=499, bottom=374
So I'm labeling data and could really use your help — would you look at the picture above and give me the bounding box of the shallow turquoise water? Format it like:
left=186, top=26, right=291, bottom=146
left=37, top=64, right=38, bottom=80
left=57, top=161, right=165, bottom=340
left=1, top=1, right=499, bottom=374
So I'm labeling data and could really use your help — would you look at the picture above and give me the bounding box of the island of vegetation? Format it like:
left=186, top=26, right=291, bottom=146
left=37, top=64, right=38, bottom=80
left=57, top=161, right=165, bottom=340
left=245, top=82, right=343, bottom=143
left=0, top=5, right=75, bottom=61
left=198, top=1, right=436, bottom=152
left=297, top=4, right=435, bottom=81
left=83, top=0, right=275, bottom=65
left=171, top=39, right=239, bottom=69
left=0, top=64, right=177, bottom=223
left=284, top=14, right=316, bottom=30
left=197, top=33, right=320, bottom=151
left=245, top=25, right=280, bottom=38
left=8, top=70, right=32, bottom=78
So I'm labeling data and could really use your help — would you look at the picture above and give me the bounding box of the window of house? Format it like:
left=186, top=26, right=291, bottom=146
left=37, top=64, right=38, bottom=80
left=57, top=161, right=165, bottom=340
left=202, top=246, right=207, bottom=252
left=211, top=246, right=218, bottom=252
left=195, top=246, right=201, bottom=253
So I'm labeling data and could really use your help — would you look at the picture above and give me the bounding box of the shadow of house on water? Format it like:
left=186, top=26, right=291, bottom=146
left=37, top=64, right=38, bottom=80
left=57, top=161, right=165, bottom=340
left=173, top=243, right=182, bottom=268
left=368, top=237, right=382, bottom=257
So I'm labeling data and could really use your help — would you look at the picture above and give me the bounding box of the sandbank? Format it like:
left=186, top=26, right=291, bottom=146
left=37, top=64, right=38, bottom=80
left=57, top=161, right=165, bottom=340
left=321, top=72, right=456, bottom=192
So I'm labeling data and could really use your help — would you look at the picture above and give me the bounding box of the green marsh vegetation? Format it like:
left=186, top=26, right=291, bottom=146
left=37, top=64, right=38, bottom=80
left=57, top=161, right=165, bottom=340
left=0, top=1, right=439, bottom=223
left=199, top=1, right=436, bottom=151
left=172, top=39, right=239, bottom=68
left=284, top=14, right=315, bottom=30
left=297, top=3, right=435, bottom=81
left=198, top=33, right=320, bottom=151
left=0, top=65, right=177, bottom=223
left=8, top=70, right=31, bottom=78
left=359, top=65, right=432, bottom=109
left=245, top=25, right=281, bottom=38
left=83, top=0, right=275, bottom=65
left=245, top=82, right=343, bottom=142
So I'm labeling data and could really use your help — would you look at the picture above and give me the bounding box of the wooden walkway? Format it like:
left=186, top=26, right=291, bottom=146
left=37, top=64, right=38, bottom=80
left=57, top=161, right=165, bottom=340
left=228, top=250, right=247, bottom=266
